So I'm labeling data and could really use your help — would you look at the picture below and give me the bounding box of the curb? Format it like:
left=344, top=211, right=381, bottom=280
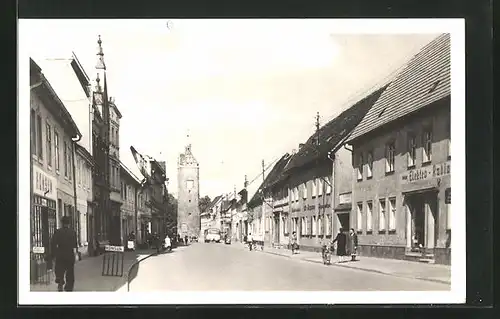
left=115, top=251, right=158, bottom=292
left=257, top=249, right=451, bottom=286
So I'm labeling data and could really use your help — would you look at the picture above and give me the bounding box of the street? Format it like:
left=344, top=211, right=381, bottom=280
left=128, top=243, right=450, bottom=291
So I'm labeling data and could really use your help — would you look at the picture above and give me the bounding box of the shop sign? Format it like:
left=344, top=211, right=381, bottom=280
left=319, top=203, right=331, bottom=209
left=401, top=160, right=451, bottom=184
left=105, top=245, right=124, bottom=252
left=291, top=208, right=301, bottom=213
left=339, top=192, right=352, bottom=205
left=32, top=246, right=45, bottom=254
left=33, top=166, right=56, bottom=200
left=303, top=204, right=315, bottom=211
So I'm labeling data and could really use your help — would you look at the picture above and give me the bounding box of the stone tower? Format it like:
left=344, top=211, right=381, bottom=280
left=177, top=136, right=200, bottom=238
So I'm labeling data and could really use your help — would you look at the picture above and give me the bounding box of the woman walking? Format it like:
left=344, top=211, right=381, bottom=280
left=290, top=231, right=299, bottom=254
left=347, top=228, right=358, bottom=261
left=332, top=228, right=347, bottom=263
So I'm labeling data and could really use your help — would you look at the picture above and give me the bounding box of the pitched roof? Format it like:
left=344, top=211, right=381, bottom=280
left=262, top=153, right=292, bottom=190
left=347, top=33, right=451, bottom=143
left=283, top=84, right=388, bottom=173
left=247, top=154, right=289, bottom=208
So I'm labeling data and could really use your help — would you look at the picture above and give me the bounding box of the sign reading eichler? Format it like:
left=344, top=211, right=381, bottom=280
left=401, top=160, right=451, bottom=184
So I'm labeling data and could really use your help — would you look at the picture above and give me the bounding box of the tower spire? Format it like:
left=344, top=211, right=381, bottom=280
left=96, top=35, right=106, bottom=70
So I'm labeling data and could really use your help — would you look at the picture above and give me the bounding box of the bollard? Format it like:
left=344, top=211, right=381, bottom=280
left=101, top=245, right=125, bottom=277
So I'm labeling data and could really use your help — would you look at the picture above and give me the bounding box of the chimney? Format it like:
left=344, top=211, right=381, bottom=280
left=299, top=143, right=305, bottom=150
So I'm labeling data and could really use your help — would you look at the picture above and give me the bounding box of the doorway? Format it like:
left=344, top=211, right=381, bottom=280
left=273, top=214, right=280, bottom=244
left=337, top=212, right=350, bottom=233
left=406, top=191, right=438, bottom=251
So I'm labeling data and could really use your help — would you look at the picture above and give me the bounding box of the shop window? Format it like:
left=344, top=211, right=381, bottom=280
left=46, top=122, right=52, bottom=168
left=357, top=153, right=363, bottom=181
left=388, top=198, right=396, bottom=231
left=385, top=142, right=395, bottom=173
left=423, top=128, right=433, bottom=163
left=367, top=151, right=373, bottom=179
left=312, top=216, right=317, bottom=235
left=379, top=199, right=386, bottom=232
left=366, top=201, right=373, bottom=233
left=407, top=133, right=416, bottom=168
left=356, top=203, right=363, bottom=232
left=318, top=216, right=323, bottom=235
left=301, top=217, right=306, bottom=236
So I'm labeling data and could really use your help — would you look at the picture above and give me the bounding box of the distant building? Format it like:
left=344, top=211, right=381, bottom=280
left=120, top=162, right=141, bottom=247
left=345, top=34, right=451, bottom=265
left=75, top=144, right=95, bottom=256
left=137, top=186, right=152, bottom=245
left=177, top=143, right=201, bottom=238
left=200, top=195, right=222, bottom=240
left=148, top=159, right=168, bottom=238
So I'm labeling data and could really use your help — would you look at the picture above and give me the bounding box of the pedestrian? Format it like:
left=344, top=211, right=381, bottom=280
left=153, top=232, right=160, bottom=254
left=331, top=228, right=348, bottom=263
left=247, top=232, right=253, bottom=251
left=347, top=228, right=358, bottom=261
left=184, top=235, right=189, bottom=245
left=290, top=231, right=299, bottom=254
left=163, top=234, right=172, bottom=252
left=50, top=216, right=78, bottom=292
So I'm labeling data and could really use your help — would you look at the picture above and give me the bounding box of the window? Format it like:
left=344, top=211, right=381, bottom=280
left=311, top=179, right=317, bottom=197
left=312, top=216, right=317, bottom=235
left=63, top=141, right=68, bottom=177
left=295, top=188, right=299, bottom=201
left=356, top=203, right=363, bottom=232
left=76, top=159, right=80, bottom=185
left=326, top=177, right=332, bottom=194
left=54, top=131, right=60, bottom=171
left=326, top=214, right=332, bottom=235
left=367, top=201, right=373, bottom=232
left=379, top=199, right=386, bottom=232
left=423, top=129, right=432, bottom=163
left=301, top=217, right=306, bottom=236
left=367, top=151, right=373, bottom=179
left=318, top=216, right=323, bottom=235
left=388, top=198, right=396, bottom=231
left=46, top=123, right=52, bottom=167
left=111, top=128, right=115, bottom=145
left=67, top=143, right=72, bottom=180
left=446, top=188, right=451, bottom=229
left=357, top=153, right=363, bottom=180
left=31, top=110, right=36, bottom=155
left=385, top=142, right=395, bottom=173
left=318, top=178, right=323, bottom=196
left=37, top=115, right=43, bottom=159
left=407, top=133, right=417, bottom=168
left=303, top=183, right=308, bottom=199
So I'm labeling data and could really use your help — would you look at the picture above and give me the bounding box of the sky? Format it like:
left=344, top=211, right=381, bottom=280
left=22, top=19, right=440, bottom=199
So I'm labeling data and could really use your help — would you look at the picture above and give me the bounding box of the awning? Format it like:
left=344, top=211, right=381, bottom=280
left=334, top=203, right=352, bottom=212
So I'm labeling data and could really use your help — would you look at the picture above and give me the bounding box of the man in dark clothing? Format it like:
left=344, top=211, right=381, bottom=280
left=51, top=216, right=78, bottom=292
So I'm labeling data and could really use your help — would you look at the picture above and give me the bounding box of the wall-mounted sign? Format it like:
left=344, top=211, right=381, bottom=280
left=33, top=166, right=56, bottom=200
left=401, top=160, right=451, bottom=184
left=318, top=203, right=331, bottom=209
left=291, top=208, right=301, bottom=213
left=32, top=246, right=45, bottom=254
left=105, top=245, right=124, bottom=252
left=339, top=192, right=352, bottom=205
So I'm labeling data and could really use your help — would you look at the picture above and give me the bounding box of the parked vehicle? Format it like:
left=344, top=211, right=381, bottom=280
left=204, top=228, right=221, bottom=243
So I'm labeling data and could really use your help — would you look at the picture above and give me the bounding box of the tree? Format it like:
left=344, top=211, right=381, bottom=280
left=165, top=193, right=178, bottom=235
left=199, top=195, right=212, bottom=213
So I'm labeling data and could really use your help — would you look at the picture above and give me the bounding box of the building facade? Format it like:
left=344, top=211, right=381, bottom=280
left=146, top=159, right=168, bottom=238
left=107, top=97, right=123, bottom=245
left=177, top=143, right=201, bottom=238
left=30, top=58, right=82, bottom=278
left=120, top=162, right=141, bottom=246
left=346, top=34, right=451, bottom=265
left=75, top=144, right=94, bottom=256
left=137, top=186, right=152, bottom=245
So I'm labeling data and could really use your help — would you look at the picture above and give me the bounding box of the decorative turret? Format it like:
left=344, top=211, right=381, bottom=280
left=96, top=35, right=106, bottom=70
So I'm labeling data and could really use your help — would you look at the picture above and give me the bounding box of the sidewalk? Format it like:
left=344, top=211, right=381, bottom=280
left=30, top=248, right=156, bottom=292
left=231, top=242, right=451, bottom=285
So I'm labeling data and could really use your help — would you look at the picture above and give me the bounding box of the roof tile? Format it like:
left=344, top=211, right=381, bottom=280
left=347, top=33, right=451, bottom=142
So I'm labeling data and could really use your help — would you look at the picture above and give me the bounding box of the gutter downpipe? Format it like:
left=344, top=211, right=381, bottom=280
left=72, top=133, right=82, bottom=250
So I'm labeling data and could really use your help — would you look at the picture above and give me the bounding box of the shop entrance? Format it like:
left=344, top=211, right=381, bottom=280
left=273, top=213, right=280, bottom=244
left=336, top=212, right=350, bottom=233
left=406, top=191, right=438, bottom=251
